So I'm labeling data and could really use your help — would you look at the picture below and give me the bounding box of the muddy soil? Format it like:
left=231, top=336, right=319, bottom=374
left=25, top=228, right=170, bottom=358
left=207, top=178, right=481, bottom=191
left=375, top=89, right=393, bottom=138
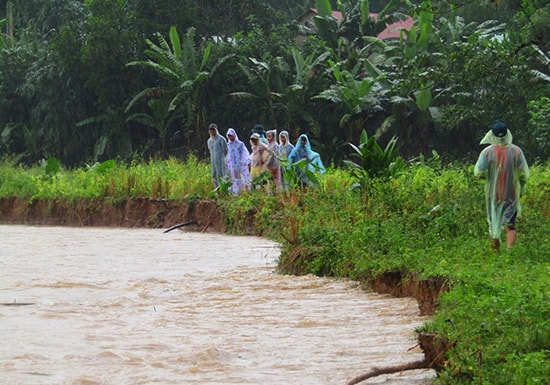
left=0, top=197, right=227, bottom=232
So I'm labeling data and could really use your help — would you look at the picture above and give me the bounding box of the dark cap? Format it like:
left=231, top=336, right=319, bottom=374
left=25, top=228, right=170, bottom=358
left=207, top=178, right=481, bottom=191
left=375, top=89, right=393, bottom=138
left=491, top=120, right=507, bottom=137
left=208, top=123, right=217, bottom=130
left=252, top=124, right=265, bottom=134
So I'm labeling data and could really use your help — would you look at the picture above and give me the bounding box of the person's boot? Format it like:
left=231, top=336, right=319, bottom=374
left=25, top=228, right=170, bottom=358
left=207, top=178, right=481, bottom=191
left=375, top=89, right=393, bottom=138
left=491, top=238, right=500, bottom=252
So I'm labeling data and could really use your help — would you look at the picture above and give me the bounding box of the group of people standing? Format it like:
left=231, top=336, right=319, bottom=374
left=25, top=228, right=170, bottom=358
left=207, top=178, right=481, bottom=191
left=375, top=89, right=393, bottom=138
left=207, top=123, right=325, bottom=195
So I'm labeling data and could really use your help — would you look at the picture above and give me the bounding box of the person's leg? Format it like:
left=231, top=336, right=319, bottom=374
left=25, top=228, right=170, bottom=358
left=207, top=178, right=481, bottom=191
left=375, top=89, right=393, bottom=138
left=505, top=212, right=518, bottom=249
left=506, top=227, right=516, bottom=248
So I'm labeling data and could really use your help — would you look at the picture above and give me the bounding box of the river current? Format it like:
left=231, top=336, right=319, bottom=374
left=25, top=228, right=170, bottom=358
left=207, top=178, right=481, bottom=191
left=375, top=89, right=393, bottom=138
left=0, top=225, right=435, bottom=384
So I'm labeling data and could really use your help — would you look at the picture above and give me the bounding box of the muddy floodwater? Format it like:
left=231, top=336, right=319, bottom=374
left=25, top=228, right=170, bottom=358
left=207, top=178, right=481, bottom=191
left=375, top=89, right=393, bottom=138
left=0, top=225, right=435, bottom=385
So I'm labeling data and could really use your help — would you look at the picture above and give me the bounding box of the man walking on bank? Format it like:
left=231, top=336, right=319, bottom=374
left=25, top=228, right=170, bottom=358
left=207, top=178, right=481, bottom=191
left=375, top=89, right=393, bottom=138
left=474, top=120, right=530, bottom=251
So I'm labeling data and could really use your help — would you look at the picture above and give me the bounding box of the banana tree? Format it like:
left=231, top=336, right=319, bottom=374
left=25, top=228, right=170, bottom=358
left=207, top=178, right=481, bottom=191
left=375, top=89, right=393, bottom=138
left=126, top=98, right=183, bottom=158
left=313, top=0, right=406, bottom=61
left=353, top=0, right=443, bottom=152
left=314, top=59, right=382, bottom=142
left=126, top=26, right=233, bottom=153
left=229, top=56, right=289, bottom=128
left=344, top=128, right=405, bottom=196
left=285, top=48, right=330, bottom=137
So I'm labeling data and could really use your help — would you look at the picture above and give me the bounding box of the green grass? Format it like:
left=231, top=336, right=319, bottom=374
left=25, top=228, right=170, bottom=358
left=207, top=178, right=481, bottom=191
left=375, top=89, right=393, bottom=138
left=0, top=156, right=549, bottom=384
left=0, top=156, right=212, bottom=201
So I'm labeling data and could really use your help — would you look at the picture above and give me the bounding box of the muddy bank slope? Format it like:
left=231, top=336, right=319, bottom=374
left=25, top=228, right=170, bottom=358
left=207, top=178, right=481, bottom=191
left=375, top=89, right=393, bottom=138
left=0, top=197, right=226, bottom=231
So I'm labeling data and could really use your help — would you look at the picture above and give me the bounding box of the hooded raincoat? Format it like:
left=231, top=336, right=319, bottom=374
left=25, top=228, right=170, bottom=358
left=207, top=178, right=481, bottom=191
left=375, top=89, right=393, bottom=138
left=207, top=125, right=228, bottom=188
left=288, top=134, right=325, bottom=184
left=266, top=129, right=282, bottom=188
left=225, top=128, right=251, bottom=194
left=249, top=134, right=272, bottom=180
left=474, top=128, right=530, bottom=239
left=279, top=131, right=294, bottom=159
left=278, top=131, right=294, bottom=189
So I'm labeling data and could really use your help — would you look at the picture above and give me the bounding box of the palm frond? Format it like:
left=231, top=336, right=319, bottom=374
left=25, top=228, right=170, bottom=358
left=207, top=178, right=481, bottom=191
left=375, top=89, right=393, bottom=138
left=228, top=92, right=260, bottom=100
left=530, top=70, right=550, bottom=83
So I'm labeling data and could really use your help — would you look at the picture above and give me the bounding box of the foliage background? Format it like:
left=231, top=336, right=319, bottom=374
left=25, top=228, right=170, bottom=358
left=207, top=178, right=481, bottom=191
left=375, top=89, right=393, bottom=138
left=0, top=0, right=548, bottom=166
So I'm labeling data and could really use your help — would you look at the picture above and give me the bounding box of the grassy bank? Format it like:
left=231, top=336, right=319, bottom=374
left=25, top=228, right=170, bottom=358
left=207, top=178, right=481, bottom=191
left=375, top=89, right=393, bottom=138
left=1, top=156, right=549, bottom=384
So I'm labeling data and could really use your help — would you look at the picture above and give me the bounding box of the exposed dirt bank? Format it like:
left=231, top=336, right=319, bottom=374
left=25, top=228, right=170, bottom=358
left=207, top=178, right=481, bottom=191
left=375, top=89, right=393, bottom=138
left=0, top=197, right=227, bottom=232
left=366, top=270, right=448, bottom=316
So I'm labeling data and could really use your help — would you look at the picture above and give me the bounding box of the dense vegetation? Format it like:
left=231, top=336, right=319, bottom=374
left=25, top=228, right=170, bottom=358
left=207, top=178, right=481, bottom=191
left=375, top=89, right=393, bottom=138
left=0, top=0, right=549, bottom=166
left=1, top=155, right=549, bottom=384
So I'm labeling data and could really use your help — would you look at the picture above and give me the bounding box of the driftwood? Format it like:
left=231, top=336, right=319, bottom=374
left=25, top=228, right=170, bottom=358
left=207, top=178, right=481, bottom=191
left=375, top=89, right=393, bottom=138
left=163, top=221, right=197, bottom=233
left=346, top=359, right=430, bottom=385
left=2, top=300, right=35, bottom=306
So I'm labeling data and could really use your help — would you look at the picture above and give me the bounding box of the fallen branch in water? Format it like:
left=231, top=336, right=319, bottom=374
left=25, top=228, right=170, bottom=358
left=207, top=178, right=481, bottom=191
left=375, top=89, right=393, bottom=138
left=346, top=359, right=430, bottom=385
left=201, top=219, right=213, bottom=233
left=163, top=221, right=197, bottom=233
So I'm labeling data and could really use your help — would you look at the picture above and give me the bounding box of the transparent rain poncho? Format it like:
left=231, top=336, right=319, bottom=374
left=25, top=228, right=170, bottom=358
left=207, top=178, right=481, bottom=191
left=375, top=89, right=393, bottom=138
left=278, top=131, right=294, bottom=159
left=474, top=129, right=530, bottom=239
left=225, top=128, right=251, bottom=194
left=207, top=126, right=228, bottom=188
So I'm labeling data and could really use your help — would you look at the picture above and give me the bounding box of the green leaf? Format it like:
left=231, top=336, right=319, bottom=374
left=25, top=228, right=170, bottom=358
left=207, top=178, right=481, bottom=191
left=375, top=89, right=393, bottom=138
left=45, top=157, right=61, bottom=175
left=416, top=87, right=432, bottom=111
left=316, top=0, right=333, bottom=17
left=169, top=26, right=181, bottom=59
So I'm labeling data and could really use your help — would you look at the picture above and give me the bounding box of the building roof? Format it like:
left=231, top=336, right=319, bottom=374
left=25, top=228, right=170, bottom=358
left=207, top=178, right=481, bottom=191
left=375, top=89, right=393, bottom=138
left=299, top=8, right=414, bottom=41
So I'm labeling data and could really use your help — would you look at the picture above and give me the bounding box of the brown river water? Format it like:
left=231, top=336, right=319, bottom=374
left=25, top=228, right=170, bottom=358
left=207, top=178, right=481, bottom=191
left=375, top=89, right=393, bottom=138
left=0, top=225, right=435, bottom=385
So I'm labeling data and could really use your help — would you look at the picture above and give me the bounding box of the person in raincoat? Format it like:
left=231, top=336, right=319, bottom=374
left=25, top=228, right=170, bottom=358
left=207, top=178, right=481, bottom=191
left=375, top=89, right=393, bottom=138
left=225, top=128, right=251, bottom=195
left=265, top=129, right=282, bottom=188
left=249, top=133, right=272, bottom=182
left=279, top=131, right=294, bottom=159
left=251, top=124, right=268, bottom=145
left=474, top=120, right=530, bottom=251
left=207, top=123, right=228, bottom=188
left=288, top=134, right=325, bottom=186
left=279, top=130, right=294, bottom=189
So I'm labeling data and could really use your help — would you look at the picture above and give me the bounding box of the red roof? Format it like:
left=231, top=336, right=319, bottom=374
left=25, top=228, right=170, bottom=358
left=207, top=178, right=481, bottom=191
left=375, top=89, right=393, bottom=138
left=374, top=14, right=414, bottom=40
left=302, top=8, right=414, bottom=40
